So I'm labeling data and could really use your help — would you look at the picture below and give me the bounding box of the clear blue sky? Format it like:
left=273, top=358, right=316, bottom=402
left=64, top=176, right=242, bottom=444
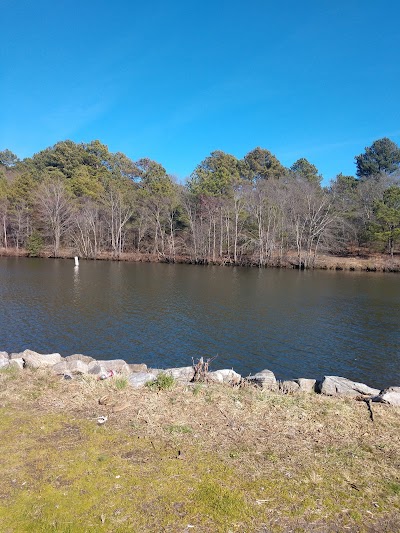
left=1, top=0, right=400, bottom=184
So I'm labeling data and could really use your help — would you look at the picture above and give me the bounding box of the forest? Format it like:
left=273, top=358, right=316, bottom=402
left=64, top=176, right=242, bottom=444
left=0, top=138, right=399, bottom=268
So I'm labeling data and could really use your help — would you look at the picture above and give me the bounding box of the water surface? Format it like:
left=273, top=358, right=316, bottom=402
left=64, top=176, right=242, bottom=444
left=0, top=257, right=399, bottom=389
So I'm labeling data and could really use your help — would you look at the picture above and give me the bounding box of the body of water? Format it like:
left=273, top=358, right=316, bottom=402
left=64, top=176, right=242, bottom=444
left=0, top=257, right=399, bottom=389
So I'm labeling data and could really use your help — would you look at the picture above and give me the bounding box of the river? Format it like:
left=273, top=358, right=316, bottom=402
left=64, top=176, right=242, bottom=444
left=0, top=257, right=399, bottom=389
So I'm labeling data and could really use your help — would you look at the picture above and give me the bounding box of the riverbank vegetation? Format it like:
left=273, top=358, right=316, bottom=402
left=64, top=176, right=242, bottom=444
left=0, top=367, right=399, bottom=532
left=0, top=138, right=399, bottom=269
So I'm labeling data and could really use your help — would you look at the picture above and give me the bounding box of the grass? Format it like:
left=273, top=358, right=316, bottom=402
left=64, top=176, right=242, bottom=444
left=146, top=372, right=175, bottom=391
left=114, top=376, right=128, bottom=390
left=0, top=368, right=399, bottom=532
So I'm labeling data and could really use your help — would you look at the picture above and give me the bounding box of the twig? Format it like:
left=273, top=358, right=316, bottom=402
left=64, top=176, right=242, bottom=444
left=192, top=355, right=218, bottom=382
left=365, top=398, right=374, bottom=422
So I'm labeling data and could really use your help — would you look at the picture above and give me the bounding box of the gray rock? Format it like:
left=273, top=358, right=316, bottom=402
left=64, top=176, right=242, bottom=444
left=247, top=369, right=277, bottom=390
left=87, top=362, right=105, bottom=376
left=0, top=359, right=9, bottom=369
left=320, top=376, right=380, bottom=397
left=279, top=380, right=300, bottom=393
left=294, top=378, right=317, bottom=393
left=65, top=354, right=95, bottom=365
left=165, top=366, right=195, bottom=383
left=0, top=351, right=9, bottom=360
left=13, top=349, right=62, bottom=369
left=148, top=368, right=163, bottom=377
left=68, top=360, right=89, bottom=374
left=208, top=369, right=242, bottom=385
left=98, top=359, right=130, bottom=375
left=374, top=387, right=400, bottom=406
left=128, top=372, right=156, bottom=388
left=52, top=361, right=70, bottom=374
left=9, top=358, right=24, bottom=370
left=129, top=363, right=148, bottom=373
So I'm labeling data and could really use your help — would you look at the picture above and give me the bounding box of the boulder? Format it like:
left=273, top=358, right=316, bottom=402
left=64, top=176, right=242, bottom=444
left=52, top=361, right=70, bottom=375
left=128, top=372, right=156, bottom=389
left=208, top=369, right=242, bottom=385
left=9, top=358, right=24, bottom=370
left=148, top=368, right=163, bottom=377
left=247, top=369, right=277, bottom=390
left=320, top=376, right=380, bottom=397
left=98, top=359, right=130, bottom=375
left=0, top=359, right=9, bottom=369
left=0, top=352, right=9, bottom=360
left=373, top=387, right=400, bottom=407
left=294, top=378, right=317, bottom=393
left=165, top=366, right=195, bottom=383
left=129, top=363, right=148, bottom=373
left=279, top=380, right=300, bottom=394
left=65, top=354, right=95, bottom=365
left=87, top=362, right=106, bottom=377
left=68, top=359, right=89, bottom=374
left=12, top=349, right=62, bottom=369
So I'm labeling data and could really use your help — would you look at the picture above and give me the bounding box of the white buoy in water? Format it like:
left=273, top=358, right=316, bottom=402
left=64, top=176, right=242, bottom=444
left=74, top=256, right=79, bottom=267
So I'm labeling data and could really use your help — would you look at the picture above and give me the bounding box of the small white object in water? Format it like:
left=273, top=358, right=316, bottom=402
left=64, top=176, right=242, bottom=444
left=74, top=256, right=79, bottom=267
left=97, top=416, right=108, bottom=425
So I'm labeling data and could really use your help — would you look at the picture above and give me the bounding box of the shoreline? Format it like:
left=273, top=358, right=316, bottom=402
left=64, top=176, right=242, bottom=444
left=1, top=349, right=399, bottom=405
left=1, top=246, right=400, bottom=273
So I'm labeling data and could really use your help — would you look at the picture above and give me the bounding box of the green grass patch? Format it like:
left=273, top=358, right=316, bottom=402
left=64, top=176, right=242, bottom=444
left=114, top=376, right=128, bottom=390
left=146, top=372, right=175, bottom=391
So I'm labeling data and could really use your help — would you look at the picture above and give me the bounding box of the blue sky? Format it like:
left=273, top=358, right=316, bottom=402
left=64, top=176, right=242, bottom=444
left=1, top=0, right=400, bottom=184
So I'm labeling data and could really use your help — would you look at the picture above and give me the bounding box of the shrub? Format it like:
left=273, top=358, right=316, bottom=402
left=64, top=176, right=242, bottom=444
left=146, top=372, right=175, bottom=391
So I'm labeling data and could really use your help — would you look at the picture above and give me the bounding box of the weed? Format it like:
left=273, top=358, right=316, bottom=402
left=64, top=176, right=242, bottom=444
left=204, top=389, right=214, bottom=403
left=0, top=365, right=19, bottom=380
left=146, top=372, right=175, bottom=391
left=388, top=481, right=400, bottom=494
left=192, top=383, right=203, bottom=396
left=114, top=377, right=128, bottom=390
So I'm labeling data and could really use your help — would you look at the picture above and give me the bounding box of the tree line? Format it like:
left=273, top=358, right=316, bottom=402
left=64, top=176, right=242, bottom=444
left=0, top=138, right=399, bottom=267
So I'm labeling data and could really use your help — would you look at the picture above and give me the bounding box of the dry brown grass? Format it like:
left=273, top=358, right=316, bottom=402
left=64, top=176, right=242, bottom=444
left=0, top=368, right=399, bottom=531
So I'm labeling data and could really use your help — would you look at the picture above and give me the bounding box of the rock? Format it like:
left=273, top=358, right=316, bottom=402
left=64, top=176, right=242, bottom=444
left=98, top=359, right=130, bottom=375
left=320, top=376, right=380, bottom=397
left=0, top=359, right=9, bottom=369
left=208, top=369, right=242, bottom=385
left=128, top=363, right=148, bottom=373
left=87, top=362, right=105, bottom=376
left=373, top=387, right=400, bottom=406
left=128, top=372, right=156, bottom=389
left=9, top=358, right=24, bottom=370
left=52, top=361, right=70, bottom=375
left=148, top=368, right=163, bottom=377
left=65, top=354, right=95, bottom=365
left=279, top=380, right=300, bottom=393
left=247, top=369, right=277, bottom=390
left=294, top=378, right=317, bottom=393
left=0, top=351, right=9, bottom=360
left=12, top=349, right=62, bottom=369
left=165, top=366, right=195, bottom=383
left=68, top=360, right=89, bottom=374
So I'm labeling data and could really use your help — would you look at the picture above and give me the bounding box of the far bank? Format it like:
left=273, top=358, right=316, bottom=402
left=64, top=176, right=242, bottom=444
left=1, top=246, right=400, bottom=273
